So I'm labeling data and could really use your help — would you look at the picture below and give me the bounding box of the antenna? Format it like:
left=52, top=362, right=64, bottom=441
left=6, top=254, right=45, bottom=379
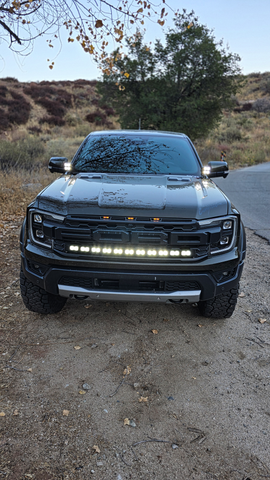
left=139, top=118, right=141, bottom=130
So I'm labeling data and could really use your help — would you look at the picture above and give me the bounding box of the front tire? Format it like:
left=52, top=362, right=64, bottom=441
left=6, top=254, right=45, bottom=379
left=198, top=286, right=239, bottom=319
left=20, top=269, right=67, bottom=314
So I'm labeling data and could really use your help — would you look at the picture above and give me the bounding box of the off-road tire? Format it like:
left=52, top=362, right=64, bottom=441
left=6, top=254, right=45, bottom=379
left=20, top=269, right=67, bottom=314
left=198, top=286, right=239, bottom=319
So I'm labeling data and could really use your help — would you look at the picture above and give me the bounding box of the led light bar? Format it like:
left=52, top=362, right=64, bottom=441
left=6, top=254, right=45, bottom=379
left=68, top=245, right=192, bottom=258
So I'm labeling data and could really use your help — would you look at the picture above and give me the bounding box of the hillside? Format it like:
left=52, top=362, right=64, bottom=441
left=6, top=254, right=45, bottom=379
left=0, top=73, right=270, bottom=173
left=0, top=77, right=119, bottom=170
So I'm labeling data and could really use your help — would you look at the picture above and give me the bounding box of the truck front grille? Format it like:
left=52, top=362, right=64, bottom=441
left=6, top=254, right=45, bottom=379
left=50, top=215, right=218, bottom=261
left=59, top=276, right=200, bottom=292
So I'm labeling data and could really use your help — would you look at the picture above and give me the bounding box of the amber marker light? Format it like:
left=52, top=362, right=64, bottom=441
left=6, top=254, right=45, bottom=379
left=102, top=216, right=110, bottom=219
left=127, top=217, right=135, bottom=220
left=153, top=218, right=160, bottom=222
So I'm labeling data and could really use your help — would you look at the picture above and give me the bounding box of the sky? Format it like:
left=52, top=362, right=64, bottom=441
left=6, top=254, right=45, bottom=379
left=0, top=0, right=269, bottom=82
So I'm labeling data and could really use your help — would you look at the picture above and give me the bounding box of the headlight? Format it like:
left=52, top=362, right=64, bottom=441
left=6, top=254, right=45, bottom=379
left=199, top=216, right=238, bottom=255
left=29, top=209, right=64, bottom=249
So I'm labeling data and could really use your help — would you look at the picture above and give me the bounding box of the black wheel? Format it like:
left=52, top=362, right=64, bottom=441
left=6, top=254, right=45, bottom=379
left=198, top=286, right=239, bottom=319
left=20, top=269, right=67, bottom=314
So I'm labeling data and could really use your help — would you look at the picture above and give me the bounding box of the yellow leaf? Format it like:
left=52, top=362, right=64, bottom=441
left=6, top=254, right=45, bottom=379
left=138, top=396, right=148, bottom=402
left=63, top=410, right=69, bottom=416
left=13, top=409, right=19, bottom=416
left=74, top=346, right=81, bottom=350
left=93, top=445, right=100, bottom=453
left=78, top=390, right=86, bottom=395
left=158, top=19, right=165, bottom=26
left=0, top=412, right=5, bottom=417
left=124, top=72, right=130, bottom=78
left=27, top=368, right=32, bottom=372
left=95, top=20, right=103, bottom=28
left=152, top=329, right=158, bottom=334
left=123, top=365, right=131, bottom=376
left=124, top=418, right=130, bottom=425
left=258, top=318, right=267, bottom=324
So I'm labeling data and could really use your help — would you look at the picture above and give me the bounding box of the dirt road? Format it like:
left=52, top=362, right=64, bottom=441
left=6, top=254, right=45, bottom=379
left=0, top=218, right=270, bottom=479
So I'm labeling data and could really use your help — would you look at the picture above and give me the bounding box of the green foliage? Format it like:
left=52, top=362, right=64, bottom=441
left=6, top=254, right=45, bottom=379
left=98, top=11, right=242, bottom=140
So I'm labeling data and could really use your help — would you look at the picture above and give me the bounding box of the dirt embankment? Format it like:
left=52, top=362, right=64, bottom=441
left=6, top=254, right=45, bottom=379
left=0, top=221, right=270, bottom=480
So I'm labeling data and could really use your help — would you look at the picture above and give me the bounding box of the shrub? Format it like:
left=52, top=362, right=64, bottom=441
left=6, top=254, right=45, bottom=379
left=23, top=84, right=73, bottom=116
left=0, top=85, right=8, bottom=97
left=65, top=113, right=81, bottom=126
left=100, top=104, right=115, bottom=116
left=252, top=98, right=270, bottom=113
left=85, top=109, right=107, bottom=125
left=0, top=108, right=8, bottom=129
left=0, top=89, right=31, bottom=129
left=28, top=126, right=42, bottom=135
left=37, top=97, right=65, bottom=116
left=0, top=77, right=18, bottom=82
left=39, top=115, right=66, bottom=126
left=0, top=137, right=45, bottom=170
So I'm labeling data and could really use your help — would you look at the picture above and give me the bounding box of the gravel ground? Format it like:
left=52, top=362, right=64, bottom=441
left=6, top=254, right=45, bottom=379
left=0, top=218, right=270, bottom=480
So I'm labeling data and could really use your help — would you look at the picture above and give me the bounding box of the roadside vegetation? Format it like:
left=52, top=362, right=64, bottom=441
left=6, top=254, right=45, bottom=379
left=0, top=72, right=270, bottom=216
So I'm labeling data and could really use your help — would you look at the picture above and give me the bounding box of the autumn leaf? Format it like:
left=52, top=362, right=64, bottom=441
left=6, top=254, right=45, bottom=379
left=124, top=72, right=130, bottom=78
left=13, top=409, right=19, bottom=416
left=78, top=390, right=86, bottom=395
left=258, top=318, right=267, bottom=324
left=93, top=445, right=100, bottom=453
left=152, top=329, right=158, bottom=334
left=74, top=345, right=81, bottom=350
left=123, top=365, right=131, bottom=376
left=0, top=412, right=5, bottom=417
left=138, top=396, right=148, bottom=402
left=95, top=20, right=103, bottom=28
left=158, top=19, right=165, bottom=26
left=124, top=418, right=130, bottom=425
left=63, top=410, right=69, bottom=416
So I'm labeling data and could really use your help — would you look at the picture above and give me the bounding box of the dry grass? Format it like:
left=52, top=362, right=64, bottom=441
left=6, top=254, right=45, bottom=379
left=0, top=168, right=56, bottom=217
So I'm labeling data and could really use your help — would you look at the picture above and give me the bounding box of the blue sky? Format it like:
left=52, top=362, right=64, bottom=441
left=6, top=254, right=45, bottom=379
left=0, top=0, right=269, bottom=82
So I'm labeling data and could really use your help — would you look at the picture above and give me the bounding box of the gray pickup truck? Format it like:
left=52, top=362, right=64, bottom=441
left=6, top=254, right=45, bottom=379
left=20, top=130, right=245, bottom=318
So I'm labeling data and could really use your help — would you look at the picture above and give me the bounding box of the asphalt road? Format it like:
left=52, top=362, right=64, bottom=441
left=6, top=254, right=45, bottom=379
left=214, top=161, right=270, bottom=243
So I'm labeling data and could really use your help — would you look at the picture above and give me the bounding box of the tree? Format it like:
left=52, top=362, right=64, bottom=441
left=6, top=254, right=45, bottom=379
left=98, top=10, right=242, bottom=139
left=0, top=0, right=169, bottom=69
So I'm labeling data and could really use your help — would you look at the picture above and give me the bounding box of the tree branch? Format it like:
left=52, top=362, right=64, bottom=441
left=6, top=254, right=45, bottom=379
left=0, top=19, right=22, bottom=44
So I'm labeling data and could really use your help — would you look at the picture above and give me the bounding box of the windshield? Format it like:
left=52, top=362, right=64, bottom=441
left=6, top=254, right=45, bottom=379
left=72, top=134, right=200, bottom=175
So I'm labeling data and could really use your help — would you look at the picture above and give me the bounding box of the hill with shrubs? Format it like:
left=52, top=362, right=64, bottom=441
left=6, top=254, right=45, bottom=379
left=0, top=72, right=270, bottom=173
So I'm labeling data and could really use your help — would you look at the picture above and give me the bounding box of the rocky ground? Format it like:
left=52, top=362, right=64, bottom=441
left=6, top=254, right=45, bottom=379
left=0, top=218, right=270, bottom=480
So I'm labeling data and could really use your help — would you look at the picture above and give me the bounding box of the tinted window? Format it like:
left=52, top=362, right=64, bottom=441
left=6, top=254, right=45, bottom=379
left=72, top=134, right=200, bottom=175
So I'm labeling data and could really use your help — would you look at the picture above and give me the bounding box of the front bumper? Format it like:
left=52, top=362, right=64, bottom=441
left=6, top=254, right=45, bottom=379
left=21, top=244, right=244, bottom=303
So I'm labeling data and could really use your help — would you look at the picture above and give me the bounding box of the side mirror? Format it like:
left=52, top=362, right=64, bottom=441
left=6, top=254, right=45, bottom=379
left=202, top=161, right=229, bottom=178
left=48, top=157, right=71, bottom=174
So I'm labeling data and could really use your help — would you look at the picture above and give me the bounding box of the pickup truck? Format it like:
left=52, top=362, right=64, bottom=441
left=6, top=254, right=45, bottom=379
left=20, top=130, right=245, bottom=318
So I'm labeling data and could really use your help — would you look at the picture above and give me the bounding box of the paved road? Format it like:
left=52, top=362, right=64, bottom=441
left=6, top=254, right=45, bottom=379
left=214, top=161, right=270, bottom=243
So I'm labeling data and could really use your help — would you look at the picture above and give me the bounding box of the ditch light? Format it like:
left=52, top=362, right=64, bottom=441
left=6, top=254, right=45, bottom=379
left=69, top=245, right=192, bottom=257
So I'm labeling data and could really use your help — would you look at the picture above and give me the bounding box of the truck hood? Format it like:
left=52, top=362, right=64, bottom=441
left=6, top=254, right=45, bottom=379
left=36, top=174, right=229, bottom=220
